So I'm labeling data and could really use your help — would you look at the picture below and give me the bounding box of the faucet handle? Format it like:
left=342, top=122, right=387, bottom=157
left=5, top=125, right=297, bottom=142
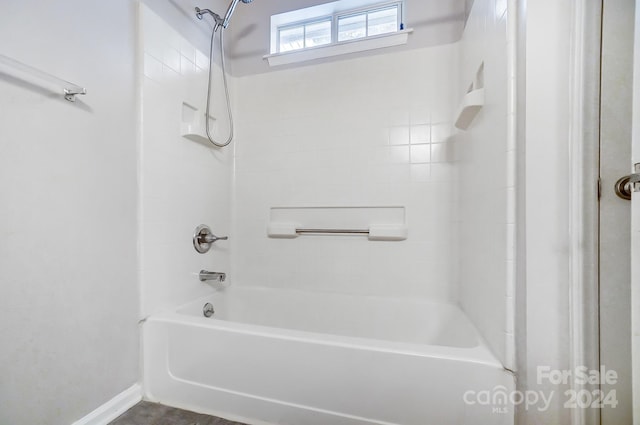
left=203, top=234, right=228, bottom=243
left=193, top=224, right=228, bottom=254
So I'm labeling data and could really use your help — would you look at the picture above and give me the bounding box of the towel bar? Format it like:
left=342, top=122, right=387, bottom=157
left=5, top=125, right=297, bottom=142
left=295, top=228, right=369, bottom=235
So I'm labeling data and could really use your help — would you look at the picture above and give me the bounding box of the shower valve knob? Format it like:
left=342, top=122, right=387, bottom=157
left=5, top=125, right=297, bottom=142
left=193, top=224, right=228, bottom=254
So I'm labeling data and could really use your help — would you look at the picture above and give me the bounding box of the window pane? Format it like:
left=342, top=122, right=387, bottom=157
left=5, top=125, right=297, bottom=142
left=279, top=26, right=304, bottom=52
left=338, top=14, right=367, bottom=41
left=305, top=20, right=331, bottom=47
left=368, top=6, right=398, bottom=36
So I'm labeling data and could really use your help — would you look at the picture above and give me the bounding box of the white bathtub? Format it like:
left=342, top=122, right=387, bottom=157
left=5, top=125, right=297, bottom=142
left=143, top=287, right=514, bottom=425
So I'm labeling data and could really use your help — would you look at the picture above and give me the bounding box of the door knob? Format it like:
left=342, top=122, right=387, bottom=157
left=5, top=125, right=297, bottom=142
left=615, top=175, right=633, bottom=200
left=614, top=173, right=640, bottom=200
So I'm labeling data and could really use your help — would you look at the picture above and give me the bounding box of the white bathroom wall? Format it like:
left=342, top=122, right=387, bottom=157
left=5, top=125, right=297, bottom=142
left=456, top=0, right=513, bottom=367
left=523, top=0, right=573, bottom=422
left=0, top=1, right=138, bottom=424
left=232, top=44, right=459, bottom=300
left=139, top=4, right=233, bottom=318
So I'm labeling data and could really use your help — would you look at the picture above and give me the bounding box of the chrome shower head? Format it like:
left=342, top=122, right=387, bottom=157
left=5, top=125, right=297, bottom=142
left=196, top=0, right=253, bottom=28
left=221, top=0, right=253, bottom=28
left=195, top=7, right=216, bottom=20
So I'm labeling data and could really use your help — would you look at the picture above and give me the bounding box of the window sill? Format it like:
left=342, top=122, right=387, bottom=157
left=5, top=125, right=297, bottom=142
left=263, top=28, right=414, bottom=67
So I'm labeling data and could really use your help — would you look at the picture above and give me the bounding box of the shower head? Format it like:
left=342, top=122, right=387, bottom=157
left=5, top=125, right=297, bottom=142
left=195, top=0, right=253, bottom=29
left=221, top=0, right=253, bottom=28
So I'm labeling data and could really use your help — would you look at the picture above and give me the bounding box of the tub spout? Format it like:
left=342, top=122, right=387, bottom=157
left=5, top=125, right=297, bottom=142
left=199, top=270, right=226, bottom=282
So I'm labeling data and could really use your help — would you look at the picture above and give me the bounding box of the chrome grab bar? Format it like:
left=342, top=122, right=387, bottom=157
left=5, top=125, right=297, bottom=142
left=295, top=228, right=369, bottom=235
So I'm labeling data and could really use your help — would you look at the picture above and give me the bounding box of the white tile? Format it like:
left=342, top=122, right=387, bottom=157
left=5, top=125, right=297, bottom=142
left=410, top=125, right=430, bottom=144
left=180, top=38, right=196, bottom=64
left=162, top=64, right=180, bottom=84
left=410, top=144, right=430, bottom=163
left=180, top=55, right=196, bottom=75
left=144, top=53, right=163, bottom=82
left=410, top=164, right=431, bottom=183
left=389, top=126, right=410, bottom=145
left=389, top=145, right=410, bottom=164
left=195, top=49, right=209, bottom=69
left=431, top=122, right=453, bottom=143
left=496, top=0, right=508, bottom=19
left=430, top=143, right=450, bottom=163
left=388, top=165, right=411, bottom=184
left=430, top=163, right=452, bottom=182
left=163, top=47, right=181, bottom=72
left=410, top=107, right=430, bottom=125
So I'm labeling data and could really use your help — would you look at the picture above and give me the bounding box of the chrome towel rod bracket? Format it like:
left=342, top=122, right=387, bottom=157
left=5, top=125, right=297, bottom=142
left=64, top=88, right=87, bottom=102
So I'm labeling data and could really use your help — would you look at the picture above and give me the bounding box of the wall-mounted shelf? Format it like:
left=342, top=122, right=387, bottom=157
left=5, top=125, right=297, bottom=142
left=0, top=54, right=86, bottom=102
left=180, top=101, right=215, bottom=145
left=455, top=62, right=484, bottom=130
left=454, top=88, right=484, bottom=130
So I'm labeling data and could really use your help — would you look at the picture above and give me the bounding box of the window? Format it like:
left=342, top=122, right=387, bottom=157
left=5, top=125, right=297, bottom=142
left=278, top=19, right=332, bottom=52
left=338, top=5, right=400, bottom=42
left=272, top=1, right=404, bottom=54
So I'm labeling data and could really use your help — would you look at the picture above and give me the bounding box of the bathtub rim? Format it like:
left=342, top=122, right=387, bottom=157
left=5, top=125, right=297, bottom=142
left=145, top=301, right=504, bottom=369
left=177, top=285, right=493, bottom=349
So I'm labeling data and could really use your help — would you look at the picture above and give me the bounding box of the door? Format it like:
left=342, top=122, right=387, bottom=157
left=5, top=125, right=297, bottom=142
left=632, top=0, right=640, bottom=420
left=601, top=0, right=634, bottom=424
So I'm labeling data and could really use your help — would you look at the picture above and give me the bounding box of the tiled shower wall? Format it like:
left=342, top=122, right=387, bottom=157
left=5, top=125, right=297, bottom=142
left=139, top=5, right=233, bottom=318
left=456, top=0, right=514, bottom=368
left=232, top=45, right=460, bottom=300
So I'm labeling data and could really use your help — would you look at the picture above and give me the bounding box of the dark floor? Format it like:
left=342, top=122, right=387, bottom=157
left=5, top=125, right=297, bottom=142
left=109, top=401, right=247, bottom=425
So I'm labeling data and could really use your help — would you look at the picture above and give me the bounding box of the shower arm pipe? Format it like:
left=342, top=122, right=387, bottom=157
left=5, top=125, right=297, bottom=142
left=196, top=0, right=243, bottom=29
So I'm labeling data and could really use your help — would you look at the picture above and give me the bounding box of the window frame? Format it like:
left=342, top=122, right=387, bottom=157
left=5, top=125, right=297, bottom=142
left=277, top=15, right=333, bottom=53
left=336, top=2, right=402, bottom=43
left=275, top=1, right=404, bottom=54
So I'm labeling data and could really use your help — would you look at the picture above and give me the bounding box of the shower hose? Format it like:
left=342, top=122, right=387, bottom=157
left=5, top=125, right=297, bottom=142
left=204, top=25, right=233, bottom=147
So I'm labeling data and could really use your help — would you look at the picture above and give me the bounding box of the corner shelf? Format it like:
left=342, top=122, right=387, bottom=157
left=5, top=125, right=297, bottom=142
left=180, top=101, right=215, bottom=145
left=454, top=88, right=484, bottom=130
left=455, top=62, right=485, bottom=130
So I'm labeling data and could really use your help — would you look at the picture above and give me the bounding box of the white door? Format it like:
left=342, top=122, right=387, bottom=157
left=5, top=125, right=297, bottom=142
left=632, top=1, right=640, bottom=421
left=601, top=1, right=633, bottom=424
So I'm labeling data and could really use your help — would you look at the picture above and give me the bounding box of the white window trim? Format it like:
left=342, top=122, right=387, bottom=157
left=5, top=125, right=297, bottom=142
left=264, top=27, right=413, bottom=67
left=267, top=0, right=409, bottom=66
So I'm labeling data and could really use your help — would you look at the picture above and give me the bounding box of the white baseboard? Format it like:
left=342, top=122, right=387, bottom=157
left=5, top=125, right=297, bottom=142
left=71, top=383, right=142, bottom=425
